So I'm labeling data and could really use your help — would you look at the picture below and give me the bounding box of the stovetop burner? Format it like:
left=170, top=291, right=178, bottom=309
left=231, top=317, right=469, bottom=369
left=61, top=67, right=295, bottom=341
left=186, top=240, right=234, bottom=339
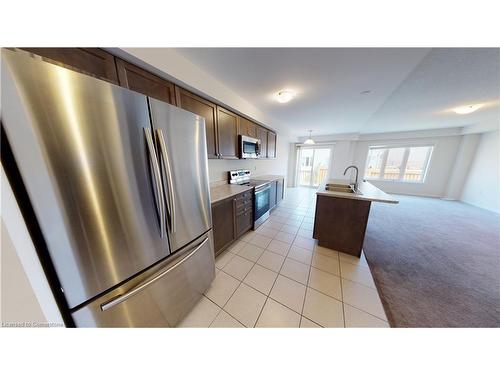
left=228, top=170, right=271, bottom=188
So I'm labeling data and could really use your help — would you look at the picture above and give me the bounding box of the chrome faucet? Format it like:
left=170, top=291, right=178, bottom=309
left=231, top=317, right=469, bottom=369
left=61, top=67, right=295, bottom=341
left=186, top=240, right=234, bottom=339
left=343, top=165, right=359, bottom=191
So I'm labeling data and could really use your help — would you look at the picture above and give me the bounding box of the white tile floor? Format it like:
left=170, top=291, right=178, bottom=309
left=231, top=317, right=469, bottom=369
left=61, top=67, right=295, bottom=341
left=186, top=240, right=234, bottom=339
left=178, top=187, right=390, bottom=328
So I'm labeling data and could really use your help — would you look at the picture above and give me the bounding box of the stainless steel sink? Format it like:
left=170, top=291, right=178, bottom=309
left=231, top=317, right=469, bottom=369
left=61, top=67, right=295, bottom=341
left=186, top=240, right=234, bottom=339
left=326, top=183, right=351, bottom=188
left=325, top=183, right=362, bottom=195
left=325, top=186, right=355, bottom=193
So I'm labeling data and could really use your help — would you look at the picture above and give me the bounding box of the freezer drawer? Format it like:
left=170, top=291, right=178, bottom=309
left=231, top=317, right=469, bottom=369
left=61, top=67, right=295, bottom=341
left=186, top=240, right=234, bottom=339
left=72, top=231, right=215, bottom=327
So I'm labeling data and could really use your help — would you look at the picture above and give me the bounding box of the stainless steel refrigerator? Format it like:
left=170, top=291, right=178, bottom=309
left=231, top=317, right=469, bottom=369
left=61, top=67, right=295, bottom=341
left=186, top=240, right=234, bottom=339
left=1, top=49, right=215, bottom=327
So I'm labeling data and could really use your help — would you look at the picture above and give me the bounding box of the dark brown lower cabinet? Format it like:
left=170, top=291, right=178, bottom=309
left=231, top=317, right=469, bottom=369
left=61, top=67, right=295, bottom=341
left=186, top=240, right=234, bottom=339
left=212, top=190, right=253, bottom=256
left=269, top=181, right=277, bottom=209
left=235, top=191, right=253, bottom=237
left=276, top=178, right=284, bottom=204
left=212, top=197, right=235, bottom=256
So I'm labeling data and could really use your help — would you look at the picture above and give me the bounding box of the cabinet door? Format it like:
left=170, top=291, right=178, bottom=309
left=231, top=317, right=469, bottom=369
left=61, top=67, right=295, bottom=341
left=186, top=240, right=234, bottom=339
left=211, top=198, right=235, bottom=255
left=175, top=86, right=218, bottom=159
left=276, top=178, right=284, bottom=204
left=269, top=181, right=277, bottom=209
left=116, top=58, right=176, bottom=105
left=267, top=132, right=277, bottom=158
left=216, top=106, right=239, bottom=159
left=22, top=48, right=119, bottom=84
left=239, top=117, right=257, bottom=138
left=257, top=126, right=268, bottom=158
left=235, top=210, right=253, bottom=238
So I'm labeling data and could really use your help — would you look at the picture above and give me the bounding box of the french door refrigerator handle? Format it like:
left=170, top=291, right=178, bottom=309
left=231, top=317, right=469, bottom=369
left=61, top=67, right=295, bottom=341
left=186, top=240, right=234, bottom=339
left=156, top=129, right=176, bottom=233
left=100, top=236, right=209, bottom=311
left=144, top=127, right=166, bottom=237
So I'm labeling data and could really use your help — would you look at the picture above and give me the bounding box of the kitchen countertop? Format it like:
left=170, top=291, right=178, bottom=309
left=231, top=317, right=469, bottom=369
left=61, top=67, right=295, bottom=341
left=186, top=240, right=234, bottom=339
left=316, top=179, right=399, bottom=204
left=210, top=184, right=254, bottom=204
left=254, top=175, right=285, bottom=182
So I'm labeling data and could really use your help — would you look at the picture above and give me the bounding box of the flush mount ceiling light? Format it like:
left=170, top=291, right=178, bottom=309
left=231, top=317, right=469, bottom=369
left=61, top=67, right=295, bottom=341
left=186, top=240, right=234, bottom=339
left=304, top=130, right=316, bottom=145
left=275, top=90, right=296, bottom=104
left=452, top=104, right=484, bottom=115
left=360, top=90, right=372, bottom=95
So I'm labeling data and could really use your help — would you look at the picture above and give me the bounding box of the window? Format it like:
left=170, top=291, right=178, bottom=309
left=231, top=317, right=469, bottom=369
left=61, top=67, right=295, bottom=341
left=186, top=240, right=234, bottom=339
left=364, top=145, right=433, bottom=182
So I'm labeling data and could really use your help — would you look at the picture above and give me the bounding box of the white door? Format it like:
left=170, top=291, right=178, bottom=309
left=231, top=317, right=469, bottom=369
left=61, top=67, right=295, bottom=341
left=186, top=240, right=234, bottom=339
left=297, top=147, right=331, bottom=187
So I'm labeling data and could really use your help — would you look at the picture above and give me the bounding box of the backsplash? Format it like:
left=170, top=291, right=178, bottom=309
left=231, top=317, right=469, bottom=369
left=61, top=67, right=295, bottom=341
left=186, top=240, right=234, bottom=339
left=207, top=142, right=290, bottom=183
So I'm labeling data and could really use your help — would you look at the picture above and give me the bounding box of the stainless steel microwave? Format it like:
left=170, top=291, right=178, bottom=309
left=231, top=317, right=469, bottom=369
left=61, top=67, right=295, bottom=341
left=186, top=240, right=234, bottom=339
left=239, top=135, right=261, bottom=159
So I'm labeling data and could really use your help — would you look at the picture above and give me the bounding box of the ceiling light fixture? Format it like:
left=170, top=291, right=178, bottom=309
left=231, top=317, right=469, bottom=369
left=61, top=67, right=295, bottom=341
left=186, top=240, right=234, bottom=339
left=276, top=90, right=296, bottom=103
left=452, top=104, right=484, bottom=115
left=304, top=130, right=316, bottom=145
left=360, top=90, right=372, bottom=95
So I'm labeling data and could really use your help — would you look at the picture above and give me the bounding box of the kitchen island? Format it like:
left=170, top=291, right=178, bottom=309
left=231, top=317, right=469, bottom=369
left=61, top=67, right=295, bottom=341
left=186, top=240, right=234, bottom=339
left=313, top=179, right=398, bottom=257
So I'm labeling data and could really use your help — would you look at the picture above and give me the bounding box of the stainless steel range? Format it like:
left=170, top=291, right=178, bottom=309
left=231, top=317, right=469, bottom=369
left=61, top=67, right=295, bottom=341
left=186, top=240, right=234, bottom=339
left=228, top=169, right=271, bottom=228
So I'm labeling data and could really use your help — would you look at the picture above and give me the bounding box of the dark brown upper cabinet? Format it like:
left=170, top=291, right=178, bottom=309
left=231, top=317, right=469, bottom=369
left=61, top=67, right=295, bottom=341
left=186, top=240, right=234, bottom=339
left=175, top=86, right=218, bottom=159
left=19, top=48, right=277, bottom=161
left=216, top=106, right=239, bottom=159
left=257, top=126, right=269, bottom=159
left=239, top=117, right=257, bottom=138
left=116, top=58, right=176, bottom=105
left=22, top=48, right=119, bottom=84
left=267, top=131, right=277, bottom=158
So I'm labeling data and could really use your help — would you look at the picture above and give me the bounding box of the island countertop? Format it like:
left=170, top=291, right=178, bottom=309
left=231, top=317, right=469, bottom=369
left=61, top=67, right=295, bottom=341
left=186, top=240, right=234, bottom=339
left=316, top=179, right=399, bottom=204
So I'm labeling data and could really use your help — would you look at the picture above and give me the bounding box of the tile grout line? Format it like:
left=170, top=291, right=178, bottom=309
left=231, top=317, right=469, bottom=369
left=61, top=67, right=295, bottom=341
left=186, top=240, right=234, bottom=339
left=338, top=250, right=347, bottom=328
left=252, top=208, right=302, bottom=327
left=212, top=196, right=319, bottom=328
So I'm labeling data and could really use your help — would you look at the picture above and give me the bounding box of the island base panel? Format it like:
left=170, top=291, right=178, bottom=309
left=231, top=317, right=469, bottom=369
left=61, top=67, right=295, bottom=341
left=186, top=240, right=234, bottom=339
left=313, top=195, right=371, bottom=258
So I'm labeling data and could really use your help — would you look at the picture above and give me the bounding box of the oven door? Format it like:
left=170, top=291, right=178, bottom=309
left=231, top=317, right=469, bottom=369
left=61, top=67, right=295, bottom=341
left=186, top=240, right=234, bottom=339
left=239, top=135, right=260, bottom=159
left=254, top=183, right=271, bottom=228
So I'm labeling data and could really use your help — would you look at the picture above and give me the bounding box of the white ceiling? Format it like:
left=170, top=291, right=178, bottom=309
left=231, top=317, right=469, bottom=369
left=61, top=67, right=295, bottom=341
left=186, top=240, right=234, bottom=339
left=175, top=48, right=500, bottom=137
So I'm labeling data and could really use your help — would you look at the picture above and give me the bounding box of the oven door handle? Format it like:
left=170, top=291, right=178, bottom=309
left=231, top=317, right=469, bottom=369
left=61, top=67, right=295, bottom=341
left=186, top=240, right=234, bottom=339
left=255, top=184, right=271, bottom=193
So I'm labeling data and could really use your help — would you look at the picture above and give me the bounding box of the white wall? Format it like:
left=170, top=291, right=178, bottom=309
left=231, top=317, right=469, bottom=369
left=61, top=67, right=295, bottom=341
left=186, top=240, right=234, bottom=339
left=353, top=135, right=462, bottom=197
left=294, top=130, right=465, bottom=198
left=329, top=141, right=356, bottom=179
left=207, top=138, right=290, bottom=183
left=115, top=48, right=295, bottom=184
left=461, top=130, right=500, bottom=213
left=444, top=134, right=480, bottom=199
left=1, top=219, right=46, bottom=325
left=1, top=167, right=64, bottom=326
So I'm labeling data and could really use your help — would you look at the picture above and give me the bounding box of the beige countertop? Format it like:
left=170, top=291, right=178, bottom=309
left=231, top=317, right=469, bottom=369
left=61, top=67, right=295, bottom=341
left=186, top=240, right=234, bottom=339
left=210, top=184, right=254, bottom=204
left=316, top=179, right=399, bottom=204
left=254, top=175, right=285, bottom=181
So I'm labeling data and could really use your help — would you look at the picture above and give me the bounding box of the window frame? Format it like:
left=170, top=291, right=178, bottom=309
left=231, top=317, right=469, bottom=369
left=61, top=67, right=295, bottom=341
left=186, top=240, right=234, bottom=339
left=364, top=144, right=433, bottom=183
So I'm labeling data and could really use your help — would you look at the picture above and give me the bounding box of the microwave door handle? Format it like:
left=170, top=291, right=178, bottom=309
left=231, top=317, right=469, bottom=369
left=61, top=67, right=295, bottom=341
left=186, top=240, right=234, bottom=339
left=156, top=129, right=176, bottom=233
left=144, top=127, right=166, bottom=237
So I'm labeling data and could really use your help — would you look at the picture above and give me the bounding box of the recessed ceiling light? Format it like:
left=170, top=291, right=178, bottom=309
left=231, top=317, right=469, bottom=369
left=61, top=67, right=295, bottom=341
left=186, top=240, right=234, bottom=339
left=276, top=90, right=296, bottom=103
left=360, top=90, right=372, bottom=95
left=453, top=104, right=484, bottom=115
